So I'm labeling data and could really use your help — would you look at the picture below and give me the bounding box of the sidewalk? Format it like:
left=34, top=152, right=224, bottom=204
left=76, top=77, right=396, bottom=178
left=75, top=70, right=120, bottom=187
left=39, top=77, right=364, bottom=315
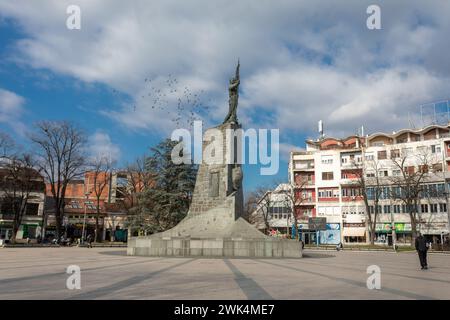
left=304, top=245, right=450, bottom=254
left=1, top=242, right=127, bottom=248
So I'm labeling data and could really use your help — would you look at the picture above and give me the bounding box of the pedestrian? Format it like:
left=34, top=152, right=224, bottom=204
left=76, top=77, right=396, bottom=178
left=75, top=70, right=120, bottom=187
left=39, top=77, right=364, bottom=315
left=415, top=232, right=429, bottom=270
left=86, top=234, right=93, bottom=248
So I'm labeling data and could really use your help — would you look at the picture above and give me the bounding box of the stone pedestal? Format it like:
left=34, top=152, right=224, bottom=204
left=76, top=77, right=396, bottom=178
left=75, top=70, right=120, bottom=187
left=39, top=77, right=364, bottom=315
left=128, top=122, right=302, bottom=258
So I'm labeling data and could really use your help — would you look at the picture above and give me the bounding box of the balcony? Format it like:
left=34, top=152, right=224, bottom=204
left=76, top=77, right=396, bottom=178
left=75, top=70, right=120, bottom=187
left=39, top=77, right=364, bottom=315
left=341, top=162, right=362, bottom=169
left=340, top=177, right=359, bottom=186
left=293, top=166, right=315, bottom=172
left=296, top=198, right=315, bottom=205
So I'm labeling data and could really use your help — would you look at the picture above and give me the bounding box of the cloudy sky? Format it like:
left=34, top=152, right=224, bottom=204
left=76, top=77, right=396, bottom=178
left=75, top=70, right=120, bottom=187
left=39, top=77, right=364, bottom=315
left=0, top=0, right=449, bottom=190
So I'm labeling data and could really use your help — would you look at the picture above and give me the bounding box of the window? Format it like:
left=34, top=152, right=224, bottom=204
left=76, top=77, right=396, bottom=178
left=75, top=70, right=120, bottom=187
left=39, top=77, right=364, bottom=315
left=365, top=154, right=374, bottom=161
left=321, top=156, right=333, bottom=164
left=366, top=187, right=374, bottom=200
left=383, top=205, right=391, bottom=214
left=390, top=149, right=400, bottom=159
left=440, top=203, right=447, bottom=213
left=421, top=204, right=429, bottom=213
left=342, top=188, right=361, bottom=197
left=318, top=189, right=339, bottom=198
left=322, top=172, right=334, bottom=180
left=430, top=204, right=438, bottom=213
left=368, top=206, right=374, bottom=214
left=26, top=203, right=39, bottom=216
left=393, top=205, right=401, bottom=213
left=380, top=187, right=390, bottom=199
left=379, top=170, right=388, bottom=177
left=366, top=173, right=375, bottom=178
left=431, top=145, right=441, bottom=154
left=392, top=169, right=401, bottom=176
left=377, top=151, right=387, bottom=160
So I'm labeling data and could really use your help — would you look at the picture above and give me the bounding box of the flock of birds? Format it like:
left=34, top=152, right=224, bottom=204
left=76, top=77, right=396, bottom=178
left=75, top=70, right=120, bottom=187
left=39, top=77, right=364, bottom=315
left=111, top=74, right=212, bottom=128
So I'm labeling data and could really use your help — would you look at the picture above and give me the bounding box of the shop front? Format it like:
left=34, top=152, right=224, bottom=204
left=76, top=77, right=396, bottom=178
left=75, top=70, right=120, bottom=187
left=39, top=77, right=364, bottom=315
left=375, top=223, right=412, bottom=245
left=343, top=223, right=366, bottom=243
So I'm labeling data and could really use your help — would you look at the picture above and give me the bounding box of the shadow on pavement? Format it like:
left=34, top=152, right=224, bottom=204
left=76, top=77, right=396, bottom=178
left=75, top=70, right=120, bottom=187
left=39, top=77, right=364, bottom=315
left=302, top=252, right=335, bottom=259
left=98, top=250, right=127, bottom=256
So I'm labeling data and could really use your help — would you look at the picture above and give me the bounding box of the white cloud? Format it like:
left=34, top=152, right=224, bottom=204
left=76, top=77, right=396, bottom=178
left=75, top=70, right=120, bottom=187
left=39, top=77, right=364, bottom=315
left=87, top=131, right=121, bottom=163
left=1, top=0, right=450, bottom=139
left=0, top=88, right=27, bottom=135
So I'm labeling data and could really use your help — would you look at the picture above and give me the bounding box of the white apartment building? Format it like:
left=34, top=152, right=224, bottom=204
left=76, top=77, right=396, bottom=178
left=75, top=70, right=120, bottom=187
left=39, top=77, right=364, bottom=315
left=251, top=183, right=293, bottom=236
left=289, top=124, right=450, bottom=246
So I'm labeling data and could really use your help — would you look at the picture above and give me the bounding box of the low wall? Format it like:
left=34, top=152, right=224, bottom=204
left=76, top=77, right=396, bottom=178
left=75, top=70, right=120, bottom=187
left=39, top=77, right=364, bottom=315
left=128, top=237, right=302, bottom=258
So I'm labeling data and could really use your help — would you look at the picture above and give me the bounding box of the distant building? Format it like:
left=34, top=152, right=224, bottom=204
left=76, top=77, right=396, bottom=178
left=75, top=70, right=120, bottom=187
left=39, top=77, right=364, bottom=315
left=290, top=123, right=450, bottom=246
left=251, top=183, right=293, bottom=236
left=0, top=167, right=46, bottom=241
left=44, top=171, right=132, bottom=241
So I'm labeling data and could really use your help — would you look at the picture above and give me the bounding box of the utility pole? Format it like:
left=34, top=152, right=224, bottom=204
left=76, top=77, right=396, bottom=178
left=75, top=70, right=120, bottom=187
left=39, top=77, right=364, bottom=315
left=81, top=192, right=89, bottom=244
left=390, top=209, right=397, bottom=251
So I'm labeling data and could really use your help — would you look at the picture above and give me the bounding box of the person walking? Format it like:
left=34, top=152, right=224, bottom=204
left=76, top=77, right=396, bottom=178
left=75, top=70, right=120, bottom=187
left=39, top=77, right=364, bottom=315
left=86, top=234, right=93, bottom=249
left=415, top=232, right=429, bottom=270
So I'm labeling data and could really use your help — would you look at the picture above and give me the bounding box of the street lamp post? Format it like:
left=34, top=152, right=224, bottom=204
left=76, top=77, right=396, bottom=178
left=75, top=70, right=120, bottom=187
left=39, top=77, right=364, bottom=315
left=81, top=192, right=89, bottom=244
left=390, top=210, right=397, bottom=251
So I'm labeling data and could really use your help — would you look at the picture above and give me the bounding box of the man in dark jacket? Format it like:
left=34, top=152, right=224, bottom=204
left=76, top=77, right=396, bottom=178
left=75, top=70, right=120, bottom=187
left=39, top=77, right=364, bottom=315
left=415, top=233, right=428, bottom=270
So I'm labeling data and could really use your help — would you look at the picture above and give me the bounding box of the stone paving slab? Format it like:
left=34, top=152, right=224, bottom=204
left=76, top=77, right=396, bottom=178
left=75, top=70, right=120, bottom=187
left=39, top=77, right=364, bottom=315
left=0, top=248, right=449, bottom=300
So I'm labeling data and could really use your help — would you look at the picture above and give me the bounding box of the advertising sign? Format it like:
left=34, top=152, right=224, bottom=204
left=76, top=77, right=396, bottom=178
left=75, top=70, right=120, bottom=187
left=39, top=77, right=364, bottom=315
left=308, top=217, right=327, bottom=230
left=376, top=223, right=412, bottom=233
left=319, top=223, right=341, bottom=245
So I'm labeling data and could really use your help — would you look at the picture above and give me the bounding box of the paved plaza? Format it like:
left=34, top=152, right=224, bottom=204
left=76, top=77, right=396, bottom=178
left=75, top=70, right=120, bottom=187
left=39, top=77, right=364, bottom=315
left=0, top=247, right=449, bottom=300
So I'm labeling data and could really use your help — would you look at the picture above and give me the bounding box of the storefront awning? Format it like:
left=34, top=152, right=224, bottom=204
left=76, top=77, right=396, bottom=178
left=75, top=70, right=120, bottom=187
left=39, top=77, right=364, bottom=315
left=343, top=227, right=366, bottom=237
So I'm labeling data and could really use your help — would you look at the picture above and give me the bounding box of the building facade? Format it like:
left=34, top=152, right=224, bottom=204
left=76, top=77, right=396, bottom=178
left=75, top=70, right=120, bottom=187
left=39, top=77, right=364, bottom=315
left=44, top=171, right=130, bottom=241
left=251, top=183, right=293, bottom=237
left=0, top=168, right=46, bottom=242
left=290, top=124, right=450, bottom=246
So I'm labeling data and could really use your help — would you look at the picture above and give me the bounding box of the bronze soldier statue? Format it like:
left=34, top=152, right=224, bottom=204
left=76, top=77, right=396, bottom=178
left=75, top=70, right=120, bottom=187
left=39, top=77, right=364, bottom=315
left=223, top=61, right=240, bottom=124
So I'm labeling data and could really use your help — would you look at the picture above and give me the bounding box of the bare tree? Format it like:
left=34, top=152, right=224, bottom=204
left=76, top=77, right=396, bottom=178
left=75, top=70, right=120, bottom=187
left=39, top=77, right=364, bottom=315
left=352, top=158, right=383, bottom=245
left=90, top=156, right=114, bottom=242
left=251, top=186, right=273, bottom=235
left=119, top=156, right=154, bottom=236
left=119, top=156, right=153, bottom=212
left=249, top=181, right=282, bottom=235
left=283, top=177, right=310, bottom=239
left=0, top=132, right=15, bottom=158
left=243, top=191, right=258, bottom=223
left=0, top=154, right=43, bottom=243
left=388, top=149, right=437, bottom=245
left=31, top=121, right=86, bottom=239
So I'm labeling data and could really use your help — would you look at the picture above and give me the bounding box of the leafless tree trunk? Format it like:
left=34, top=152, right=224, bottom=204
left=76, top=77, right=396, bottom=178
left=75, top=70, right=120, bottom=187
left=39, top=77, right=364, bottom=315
left=353, top=158, right=383, bottom=245
left=389, top=150, right=435, bottom=245
left=0, top=154, right=42, bottom=243
left=31, top=121, right=85, bottom=239
left=250, top=181, right=280, bottom=235
left=90, top=156, right=114, bottom=242
left=284, top=178, right=309, bottom=240
left=119, top=156, right=154, bottom=236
